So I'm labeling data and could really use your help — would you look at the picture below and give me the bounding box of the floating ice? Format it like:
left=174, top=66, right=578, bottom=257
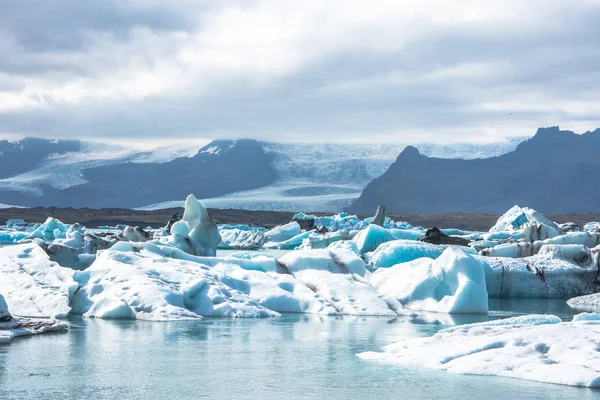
left=279, top=249, right=405, bottom=316
left=365, top=239, right=477, bottom=269
left=219, top=228, right=267, bottom=250
left=358, top=314, right=600, bottom=388
left=489, top=205, right=562, bottom=241
left=167, top=194, right=221, bottom=256
left=567, top=293, right=600, bottom=312
left=0, top=293, right=68, bottom=343
left=370, top=248, right=488, bottom=314
left=0, top=244, right=78, bottom=318
left=482, top=251, right=598, bottom=299
left=71, top=248, right=278, bottom=321
left=352, top=224, right=396, bottom=254
left=264, top=222, right=302, bottom=243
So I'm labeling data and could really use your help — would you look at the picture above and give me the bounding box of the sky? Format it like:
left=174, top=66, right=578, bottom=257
left=1, top=0, right=600, bottom=145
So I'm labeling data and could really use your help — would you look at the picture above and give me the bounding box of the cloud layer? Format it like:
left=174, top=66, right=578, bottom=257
left=1, top=0, right=600, bottom=143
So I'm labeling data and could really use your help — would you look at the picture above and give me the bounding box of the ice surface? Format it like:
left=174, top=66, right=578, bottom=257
left=352, top=225, right=396, bottom=254
left=482, top=252, right=598, bottom=299
left=369, top=248, right=488, bottom=314
left=567, top=293, right=600, bottom=312
left=0, top=293, right=68, bottom=342
left=279, top=249, right=405, bottom=316
left=0, top=244, right=77, bottom=318
left=365, top=239, right=477, bottom=269
left=219, top=228, right=267, bottom=250
left=489, top=205, right=562, bottom=241
left=71, top=248, right=279, bottom=320
left=358, top=314, right=600, bottom=388
left=264, top=222, right=302, bottom=243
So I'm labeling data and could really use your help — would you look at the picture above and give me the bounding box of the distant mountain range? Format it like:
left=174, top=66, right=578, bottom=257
left=348, top=127, right=600, bottom=214
left=0, top=136, right=525, bottom=211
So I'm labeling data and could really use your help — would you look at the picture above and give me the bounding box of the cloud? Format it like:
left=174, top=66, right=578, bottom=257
left=0, top=0, right=599, bottom=143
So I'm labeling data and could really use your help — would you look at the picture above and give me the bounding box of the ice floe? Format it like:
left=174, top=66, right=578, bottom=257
left=0, top=244, right=78, bottom=318
left=358, top=314, right=600, bottom=388
left=0, top=293, right=68, bottom=343
left=370, top=248, right=488, bottom=314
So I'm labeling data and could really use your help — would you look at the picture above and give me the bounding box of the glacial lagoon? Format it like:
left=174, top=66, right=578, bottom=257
left=1, top=300, right=599, bottom=400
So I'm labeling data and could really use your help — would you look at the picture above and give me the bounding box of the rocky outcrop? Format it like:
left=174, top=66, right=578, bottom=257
left=418, top=227, right=469, bottom=246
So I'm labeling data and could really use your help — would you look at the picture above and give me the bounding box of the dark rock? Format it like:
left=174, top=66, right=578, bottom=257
left=293, top=218, right=315, bottom=231
left=418, top=227, right=469, bottom=246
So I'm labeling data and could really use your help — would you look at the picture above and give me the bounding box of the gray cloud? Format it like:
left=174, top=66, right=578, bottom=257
left=1, top=0, right=599, bottom=144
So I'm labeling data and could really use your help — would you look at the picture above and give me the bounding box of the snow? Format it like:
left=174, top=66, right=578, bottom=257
left=358, top=314, right=600, bottom=388
left=365, top=239, right=477, bottom=269
left=0, top=244, right=78, bottom=318
left=370, top=248, right=488, bottom=314
left=139, top=140, right=523, bottom=212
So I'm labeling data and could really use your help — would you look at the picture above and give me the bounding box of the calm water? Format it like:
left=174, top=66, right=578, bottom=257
left=1, top=300, right=598, bottom=400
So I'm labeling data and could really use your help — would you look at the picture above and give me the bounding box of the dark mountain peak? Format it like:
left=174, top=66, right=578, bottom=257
left=195, top=138, right=263, bottom=157
left=398, top=145, right=422, bottom=159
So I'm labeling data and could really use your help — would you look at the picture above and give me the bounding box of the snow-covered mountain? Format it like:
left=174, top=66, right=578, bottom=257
left=0, top=136, right=526, bottom=210
left=140, top=138, right=526, bottom=212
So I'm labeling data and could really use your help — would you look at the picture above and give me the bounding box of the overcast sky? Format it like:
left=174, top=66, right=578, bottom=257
left=1, top=0, right=600, bottom=144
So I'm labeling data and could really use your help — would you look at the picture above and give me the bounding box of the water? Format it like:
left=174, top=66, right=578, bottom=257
left=1, top=300, right=598, bottom=400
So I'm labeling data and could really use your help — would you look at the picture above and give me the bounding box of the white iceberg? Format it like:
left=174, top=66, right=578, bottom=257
left=279, top=249, right=405, bottom=316
left=369, top=248, right=488, bottom=314
left=0, top=244, right=78, bottom=318
left=365, top=239, right=477, bottom=269
left=71, top=248, right=278, bottom=321
left=567, top=293, right=600, bottom=312
left=482, top=250, right=598, bottom=299
left=0, top=293, right=68, bottom=343
left=218, top=228, right=266, bottom=250
left=489, top=205, right=562, bottom=241
left=264, top=221, right=302, bottom=243
left=358, top=314, right=600, bottom=388
left=167, top=194, right=221, bottom=256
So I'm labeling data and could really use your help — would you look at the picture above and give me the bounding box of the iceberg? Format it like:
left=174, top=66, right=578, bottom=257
left=352, top=224, right=396, bottom=254
left=210, top=262, right=339, bottom=315
left=366, top=239, right=477, bottom=269
left=369, top=248, right=488, bottom=314
left=0, top=293, right=68, bottom=343
left=358, top=314, right=600, bottom=388
left=0, top=244, right=78, bottom=318
left=172, top=194, right=221, bottom=256
left=218, top=228, right=267, bottom=250
left=567, top=293, right=600, bottom=312
left=264, top=221, right=302, bottom=243
left=279, top=249, right=405, bottom=316
left=489, top=205, right=562, bottom=241
left=482, top=251, right=598, bottom=299
left=26, top=217, right=69, bottom=241
left=71, top=248, right=279, bottom=320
